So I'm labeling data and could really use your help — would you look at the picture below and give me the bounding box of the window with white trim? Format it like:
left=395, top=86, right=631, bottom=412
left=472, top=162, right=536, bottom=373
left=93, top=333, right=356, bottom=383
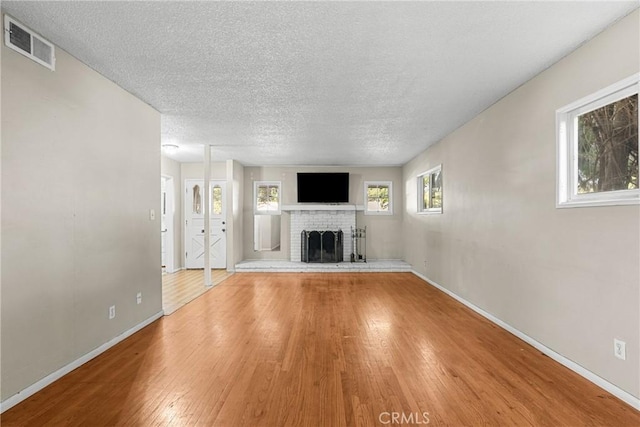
left=557, top=74, right=639, bottom=207
left=364, top=181, right=392, bottom=215
left=254, top=181, right=281, bottom=214
left=418, top=165, right=442, bottom=214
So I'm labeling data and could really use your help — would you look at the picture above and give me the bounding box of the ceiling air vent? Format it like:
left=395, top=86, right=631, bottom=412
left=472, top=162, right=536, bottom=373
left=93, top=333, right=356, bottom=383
left=4, top=15, right=55, bottom=71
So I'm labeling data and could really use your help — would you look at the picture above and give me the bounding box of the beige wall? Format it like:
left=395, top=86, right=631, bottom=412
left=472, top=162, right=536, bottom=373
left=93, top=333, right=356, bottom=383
left=1, top=43, right=161, bottom=401
left=402, top=11, right=640, bottom=398
left=161, top=155, right=182, bottom=271
left=243, top=166, right=403, bottom=261
left=180, top=161, right=227, bottom=181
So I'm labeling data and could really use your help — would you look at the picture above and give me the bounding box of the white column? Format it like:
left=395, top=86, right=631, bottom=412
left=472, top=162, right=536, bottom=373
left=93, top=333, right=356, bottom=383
left=203, top=145, right=212, bottom=287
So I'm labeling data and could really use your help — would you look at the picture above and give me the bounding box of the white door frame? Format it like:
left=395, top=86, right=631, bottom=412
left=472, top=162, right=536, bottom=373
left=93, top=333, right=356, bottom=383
left=161, top=175, right=175, bottom=273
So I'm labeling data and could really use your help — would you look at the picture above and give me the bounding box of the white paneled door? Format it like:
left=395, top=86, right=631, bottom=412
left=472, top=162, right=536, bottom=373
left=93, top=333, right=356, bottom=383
left=184, top=179, right=226, bottom=269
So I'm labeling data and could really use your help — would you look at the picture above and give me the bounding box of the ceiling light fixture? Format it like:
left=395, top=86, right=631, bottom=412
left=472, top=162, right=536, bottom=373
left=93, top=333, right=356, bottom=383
left=162, top=144, right=179, bottom=154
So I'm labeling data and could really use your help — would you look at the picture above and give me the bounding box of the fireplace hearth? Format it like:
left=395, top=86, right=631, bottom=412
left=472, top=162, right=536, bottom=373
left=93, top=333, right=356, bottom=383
left=301, top=230, right=343, bottom=263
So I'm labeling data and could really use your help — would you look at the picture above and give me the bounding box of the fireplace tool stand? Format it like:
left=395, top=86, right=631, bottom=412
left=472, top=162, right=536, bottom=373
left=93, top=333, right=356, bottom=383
left=350, top=226, right=366, bottom=263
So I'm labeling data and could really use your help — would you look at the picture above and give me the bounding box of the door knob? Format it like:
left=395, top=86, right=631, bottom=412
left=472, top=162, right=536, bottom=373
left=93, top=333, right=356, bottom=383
left=201, top=229, right=205, bottom=233
left=222, top=221, right=226, bottom=225
left=222, top=229, right=226, bottom=232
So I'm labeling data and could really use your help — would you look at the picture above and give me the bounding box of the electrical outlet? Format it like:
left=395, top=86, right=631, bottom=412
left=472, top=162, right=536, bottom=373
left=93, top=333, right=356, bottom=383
left=109, top=305, right=116, bottom=320
left=614, top=339, right=626, bottom=360
left=136, top=292, right=142, bottom=305
left=149, top=209, right=156, bottom=220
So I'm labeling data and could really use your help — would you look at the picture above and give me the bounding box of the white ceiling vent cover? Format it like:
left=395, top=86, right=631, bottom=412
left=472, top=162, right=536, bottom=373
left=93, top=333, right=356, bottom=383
left=4, top=15, right=55, bottom=71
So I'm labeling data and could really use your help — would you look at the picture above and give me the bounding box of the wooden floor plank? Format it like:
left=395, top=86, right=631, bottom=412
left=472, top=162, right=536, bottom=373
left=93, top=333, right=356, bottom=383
left=2, top=273, right=639, bottom=426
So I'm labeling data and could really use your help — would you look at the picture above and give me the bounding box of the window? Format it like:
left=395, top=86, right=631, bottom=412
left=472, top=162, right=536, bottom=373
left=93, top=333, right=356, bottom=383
left=192, top=184, right=201, bottom=215
left=364, top=181, right=393, bottom=215
left=254, top=181, right=281, bottom=214
left=191, top=183, right=223, bottom=215
left=418, top=165, right=442, bottom=214
left=211, top=184, right=222, bottom=215
left=557, top=74, right=639, bottom=207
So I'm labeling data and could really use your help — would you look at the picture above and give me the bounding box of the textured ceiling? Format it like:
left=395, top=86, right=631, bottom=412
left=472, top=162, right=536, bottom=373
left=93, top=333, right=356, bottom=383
left=2, top=1, right=638, bottom=165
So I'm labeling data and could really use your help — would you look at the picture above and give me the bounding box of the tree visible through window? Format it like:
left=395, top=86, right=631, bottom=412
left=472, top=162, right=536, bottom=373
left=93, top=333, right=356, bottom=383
left=418, top=165, right=442, bottom=213
left=577, top=94, right=638, bottom=194
left=255, top=181, right=281, bottom=214
left=557, top=74, right=639, bottom=207
left=365, top=181, right=392, bottom=215
left=429, top=169, right=442, bottom=209
left=211, top=185, right=222, bottom=215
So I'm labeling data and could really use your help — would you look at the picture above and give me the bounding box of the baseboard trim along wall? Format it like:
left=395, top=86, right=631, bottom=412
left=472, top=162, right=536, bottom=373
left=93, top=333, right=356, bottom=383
left=0, top=310, right=165, bottom=413
left=411, top=270, right=640, bottom=411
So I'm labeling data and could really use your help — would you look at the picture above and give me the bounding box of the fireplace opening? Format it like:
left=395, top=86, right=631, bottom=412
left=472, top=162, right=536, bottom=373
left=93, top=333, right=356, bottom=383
left=301, top=230, right=343, bottom=263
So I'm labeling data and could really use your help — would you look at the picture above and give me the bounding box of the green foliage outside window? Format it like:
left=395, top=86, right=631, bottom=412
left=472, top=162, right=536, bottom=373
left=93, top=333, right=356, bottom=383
left=367, top=185, right=390, bottom=211
left=422, top=176, right=430, bottom=210
left=430, top=171, right=442, bottom=209
left=256, top=184, right=279, bottom=212
left=211, top=186, right=222, bottom=215
left=421, top=169, right=442, bottom=211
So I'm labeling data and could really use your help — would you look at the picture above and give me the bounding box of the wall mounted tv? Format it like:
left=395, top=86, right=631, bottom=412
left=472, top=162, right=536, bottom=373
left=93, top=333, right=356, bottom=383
left=297, top=173, right=349, bottom=203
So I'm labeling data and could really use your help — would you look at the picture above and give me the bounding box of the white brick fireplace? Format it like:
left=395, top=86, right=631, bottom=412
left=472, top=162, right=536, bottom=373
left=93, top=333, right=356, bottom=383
left=285, top=205, right=357, bottom=262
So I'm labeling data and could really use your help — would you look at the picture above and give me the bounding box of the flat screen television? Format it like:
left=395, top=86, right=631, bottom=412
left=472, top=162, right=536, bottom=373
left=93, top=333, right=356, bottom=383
left=297, top=173, right=349, bottom=203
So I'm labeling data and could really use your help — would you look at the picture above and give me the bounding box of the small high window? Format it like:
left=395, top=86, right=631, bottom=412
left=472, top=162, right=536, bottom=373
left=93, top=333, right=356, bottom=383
left=557, top=74, right=639, bottom=207
left=254, top=181, right=281, bottom=214
left=364, top=181, right=393, bottom=215
left=418, top=165, right=442, bottom=214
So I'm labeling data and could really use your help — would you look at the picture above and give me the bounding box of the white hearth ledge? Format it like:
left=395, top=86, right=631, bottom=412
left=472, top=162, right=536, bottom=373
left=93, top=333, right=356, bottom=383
left=282, top=204, right=364, bottom=211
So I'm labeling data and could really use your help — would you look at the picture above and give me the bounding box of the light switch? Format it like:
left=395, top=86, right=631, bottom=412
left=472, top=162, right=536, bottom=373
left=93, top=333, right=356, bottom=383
left=149, top=209, right=156, bottom=220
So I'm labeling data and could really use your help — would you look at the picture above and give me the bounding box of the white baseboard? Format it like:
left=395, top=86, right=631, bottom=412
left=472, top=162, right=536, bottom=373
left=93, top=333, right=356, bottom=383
left=411, top=270, right=640, bottom=411
left=0, top=310, right=164, bottom=413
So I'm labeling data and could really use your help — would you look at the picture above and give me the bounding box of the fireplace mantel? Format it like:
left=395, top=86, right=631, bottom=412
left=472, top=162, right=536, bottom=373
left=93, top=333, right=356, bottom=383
left=282, top=204, right=364, bottom=212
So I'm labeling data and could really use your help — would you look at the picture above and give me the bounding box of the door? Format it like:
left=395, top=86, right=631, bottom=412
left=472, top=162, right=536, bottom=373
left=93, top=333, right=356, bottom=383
left=184, top=179, right=227, bottom=269
left=161, top=175, right=175, bottom=273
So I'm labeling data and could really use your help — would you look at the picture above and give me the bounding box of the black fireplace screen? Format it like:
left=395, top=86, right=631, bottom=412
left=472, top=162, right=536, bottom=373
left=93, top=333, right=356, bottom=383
left=301, top=230, right=343, bottom=263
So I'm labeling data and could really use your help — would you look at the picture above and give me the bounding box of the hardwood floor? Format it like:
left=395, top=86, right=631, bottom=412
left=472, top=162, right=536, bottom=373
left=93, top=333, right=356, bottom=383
left=162, top=269, right=233, bottom=315
left=3, top=273, right=639, bottom=426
